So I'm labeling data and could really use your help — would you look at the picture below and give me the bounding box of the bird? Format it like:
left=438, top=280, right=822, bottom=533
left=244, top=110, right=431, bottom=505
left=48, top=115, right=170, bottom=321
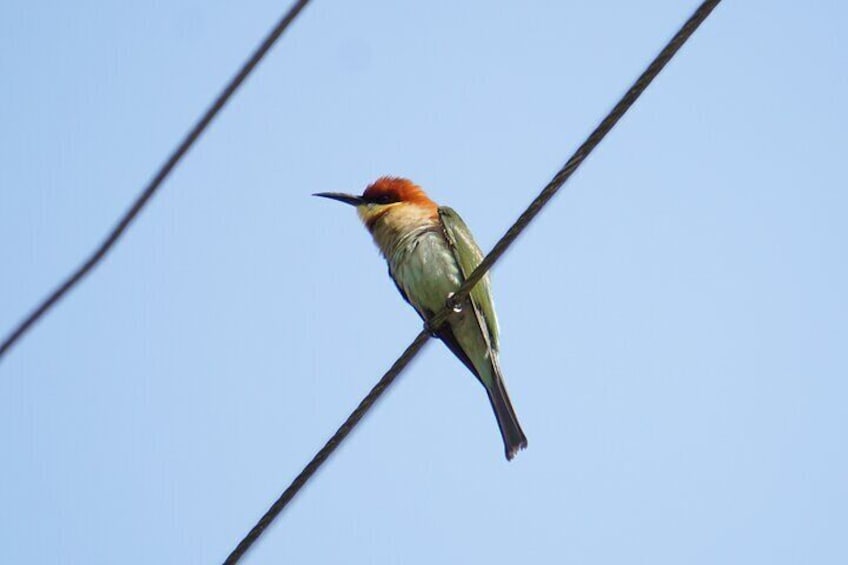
left=315, top=176, right=527, bottom=460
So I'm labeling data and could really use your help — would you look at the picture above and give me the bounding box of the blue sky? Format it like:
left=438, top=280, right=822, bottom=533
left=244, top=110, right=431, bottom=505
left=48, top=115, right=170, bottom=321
left=2, top=1, right=847, bottom=563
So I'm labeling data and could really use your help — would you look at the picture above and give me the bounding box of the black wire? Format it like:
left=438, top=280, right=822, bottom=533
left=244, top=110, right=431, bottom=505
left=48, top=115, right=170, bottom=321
left=223, top=1, right=722, bottom=562
left=0, top=0, right=313, bottom=361
left=435, top=0, right=723, bottom=323
left=222, top=331, right=431, bottom=564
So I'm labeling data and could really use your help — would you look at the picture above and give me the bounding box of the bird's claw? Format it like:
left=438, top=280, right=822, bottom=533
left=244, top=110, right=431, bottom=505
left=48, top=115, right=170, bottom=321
left=424, top=293, right=463, bottom=336
left=445, top=292, right=462, bottom=313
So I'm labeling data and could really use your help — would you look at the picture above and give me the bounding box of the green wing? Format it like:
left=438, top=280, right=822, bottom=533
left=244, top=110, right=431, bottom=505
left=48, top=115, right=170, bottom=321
left=438, top=206, right=500, bottom=351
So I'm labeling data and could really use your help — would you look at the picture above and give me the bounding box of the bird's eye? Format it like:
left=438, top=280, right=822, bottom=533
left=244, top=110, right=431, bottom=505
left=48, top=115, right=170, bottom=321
left=378, top=194, right=394, bottom=204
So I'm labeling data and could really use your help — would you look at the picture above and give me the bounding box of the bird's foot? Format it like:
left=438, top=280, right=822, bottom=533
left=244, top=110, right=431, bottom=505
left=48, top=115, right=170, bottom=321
left=445, top=292, right=463, bottom=313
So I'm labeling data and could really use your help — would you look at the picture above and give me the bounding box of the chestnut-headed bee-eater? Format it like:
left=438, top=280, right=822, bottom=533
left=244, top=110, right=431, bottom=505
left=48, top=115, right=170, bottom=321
left=315, top=177, right=527, bottom=460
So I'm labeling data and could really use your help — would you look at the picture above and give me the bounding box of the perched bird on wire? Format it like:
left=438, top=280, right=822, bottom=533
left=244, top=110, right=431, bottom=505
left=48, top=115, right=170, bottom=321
left=315, top=177, right=527, bottom=460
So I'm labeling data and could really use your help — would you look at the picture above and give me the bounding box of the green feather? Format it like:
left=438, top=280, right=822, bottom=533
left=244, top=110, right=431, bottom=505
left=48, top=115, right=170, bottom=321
left=437, top=206, right=500, bottom=351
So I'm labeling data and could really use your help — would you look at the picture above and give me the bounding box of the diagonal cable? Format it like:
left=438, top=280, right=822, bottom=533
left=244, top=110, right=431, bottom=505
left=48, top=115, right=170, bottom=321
left=0, top=0, right=313, bottom=361
left=223, top=331, right=431, bottom=565
left=434, top=0, right=722, bottom=326
left=223, top=1, right=721, bottom=562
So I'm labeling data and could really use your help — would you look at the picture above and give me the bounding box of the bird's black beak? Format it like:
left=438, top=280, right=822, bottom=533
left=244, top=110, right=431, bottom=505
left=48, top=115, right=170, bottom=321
left=313, top=192, right=364, bottom=206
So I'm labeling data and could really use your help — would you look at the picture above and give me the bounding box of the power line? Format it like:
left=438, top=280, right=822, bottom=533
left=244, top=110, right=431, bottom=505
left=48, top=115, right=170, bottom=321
left=0, top=0, right=313, bottom=361
left=437, top=0, right=722, bottom=322
left=223, top=1, right=722, bottom=562
left=223, top=332, right=431, bottom=565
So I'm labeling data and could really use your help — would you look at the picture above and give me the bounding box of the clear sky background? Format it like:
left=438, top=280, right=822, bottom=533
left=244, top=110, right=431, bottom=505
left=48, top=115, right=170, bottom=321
left=1, top=1, right=846, bottom=563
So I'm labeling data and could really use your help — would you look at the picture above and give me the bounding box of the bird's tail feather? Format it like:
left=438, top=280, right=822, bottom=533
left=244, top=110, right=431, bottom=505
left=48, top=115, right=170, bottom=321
left=487, top=373, right=527, bottom=461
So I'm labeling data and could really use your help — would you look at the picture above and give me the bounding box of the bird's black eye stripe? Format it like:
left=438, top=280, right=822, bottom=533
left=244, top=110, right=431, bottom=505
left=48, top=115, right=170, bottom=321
left=365, top=193, right=398, bottom=205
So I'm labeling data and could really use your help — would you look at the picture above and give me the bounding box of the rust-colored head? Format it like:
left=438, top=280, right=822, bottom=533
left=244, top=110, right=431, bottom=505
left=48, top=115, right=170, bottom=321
left=314, top=176, right=438, bottom=231
left=362, top=177, right=434, bottom=208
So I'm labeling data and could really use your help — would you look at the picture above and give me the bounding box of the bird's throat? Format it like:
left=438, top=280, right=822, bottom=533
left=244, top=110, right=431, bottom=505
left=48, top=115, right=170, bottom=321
left=363, top=203, right=440, bottom=260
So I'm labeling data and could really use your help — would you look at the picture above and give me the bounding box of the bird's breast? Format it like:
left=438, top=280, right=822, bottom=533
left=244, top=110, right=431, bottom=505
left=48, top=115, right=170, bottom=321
left=368, top=205, right=462, bottom=315
left=389, top=230, right=464, bottom=316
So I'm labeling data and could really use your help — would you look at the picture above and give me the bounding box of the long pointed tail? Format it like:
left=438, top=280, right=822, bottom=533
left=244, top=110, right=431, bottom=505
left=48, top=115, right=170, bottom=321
left=487, top=375, right=528, bottom=461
